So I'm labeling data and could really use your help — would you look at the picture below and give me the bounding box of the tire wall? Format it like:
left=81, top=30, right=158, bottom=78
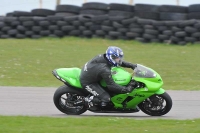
left=1, top=3, right=200, bottom=45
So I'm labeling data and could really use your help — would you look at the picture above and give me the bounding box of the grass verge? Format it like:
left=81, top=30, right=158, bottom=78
left=0, top=116, right=200, bottom=133
left=0, top=37, right=200, bottom=90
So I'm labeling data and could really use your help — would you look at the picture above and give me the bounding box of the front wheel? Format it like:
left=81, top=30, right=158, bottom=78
left=53, top=85, right=87, bottom=115
left=138, top=92, right=172, bottom=116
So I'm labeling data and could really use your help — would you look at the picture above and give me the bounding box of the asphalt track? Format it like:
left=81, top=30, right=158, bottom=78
left=0, top=86, right=200, bottom=120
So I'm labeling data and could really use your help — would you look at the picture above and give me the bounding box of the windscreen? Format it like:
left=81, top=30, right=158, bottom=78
left=134, top=64, right=156, bottom=78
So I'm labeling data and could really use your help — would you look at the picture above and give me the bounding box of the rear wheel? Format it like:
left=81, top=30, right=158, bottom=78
left=138, top=92, right=172, bottom=116
left=53, top=85, right=87, bottom=115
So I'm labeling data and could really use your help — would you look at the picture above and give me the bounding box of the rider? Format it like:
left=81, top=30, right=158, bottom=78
left=79, top=46, right=137, bottom=109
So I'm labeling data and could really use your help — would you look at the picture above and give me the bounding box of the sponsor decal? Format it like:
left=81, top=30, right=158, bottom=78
left=85, top=85, right=99, bottom=96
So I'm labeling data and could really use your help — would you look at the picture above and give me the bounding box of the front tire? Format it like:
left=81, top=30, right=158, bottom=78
left=53, top=85, right=87, bottom=115
left=138, top=92, right=172, bottom=116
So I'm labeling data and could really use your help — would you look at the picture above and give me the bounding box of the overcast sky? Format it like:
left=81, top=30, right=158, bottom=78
left=0, top=0, right=200, bottom=15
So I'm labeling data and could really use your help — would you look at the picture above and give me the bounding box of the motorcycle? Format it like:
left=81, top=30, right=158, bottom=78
left=52, top=64, right=172, bottom=116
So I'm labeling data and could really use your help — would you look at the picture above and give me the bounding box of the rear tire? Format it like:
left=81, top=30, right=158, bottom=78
left=53, top=85, right=87, bottom=115
left=138, top=92, right=172, bottom=116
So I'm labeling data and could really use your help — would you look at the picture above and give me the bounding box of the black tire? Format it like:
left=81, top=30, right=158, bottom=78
left=1, top=26, right=12, bottom=32
left=109, top=16, right=127, bottom=21
left=117, top=28, right=128, bottom=33
left=157, top=26, right=168, bottom=32
left=33, top=16, right=46, bottom=22
left=130, top=28, right=143, bottom=33
left=89, top=25, right=101, bottom=31
left=188, top=12, right=200, bottom=20
left=32, top=26, right=42, bottom=32
left=31, top=9, right=55, bottom=16
left=11, top=21, right=20, bottom=27
left=160, top=12, right=188, bottom=21
left=171, top=26, right=182, bottom=32
left=68, top=30, right=81, bottom=36
left=101, top=25, right=114, bottom=31
left=8, top=29, right=18, bottom=36
left=159, top=5, right=188, bottom=13
left=170, top=36, right=182, bottom=43
left=135, top=4, right=159, bottom=12
left=31, top=35, right=41, bottom=39
left=137, top=18, right=154, bottom=25
left=0, top=22, right=5, bottom=29
left=165, top=21, right=179, bottom=27
left=25, top=31, right=34, bottom=36
left=135, top=37, right=149, bottom=43
left=53, top=85, right=87, bottom=115
left=49, top=25, right=59, bottom=31
left=84, top=22, right=93, bottom=27
left=138, top=92, right=172, bottom=116
left=178, top=19, right=197, bottom=27
left=55, top=12, right=77, bottom=17
left=0, top=35, right=10, bottom=39
left=17, top=25, right=27, bottom=32
left=82, top=2, right=108, bottom=10
left=135, top=11, right=159, bottom=20
left=47, top=16, right=63, bottom=21
left=144, top=25, right=155, bottom=29
left=61, top=26, right=75, bottom=32
left=83, top=30, right=93, bottom=36
left=184, top=26, right=197, bottom=33
left=185, top=37, right=196, bottom=43
left=158, top=34, right=170, bottom=40
left=13, top=11, right=33, bottom=17
left=39, top=21, right=50, bottom=27
left=56, top=5, right=81, bottom=13
left=108, top=10, right=134, bottom=18
left=129, top=23, right=142, bottom=28
left=191, top=32, right=200, bottom=38
left=19, top=16, right=33, bottom=21
left=126, top=32, right=141, bottom=38
left=57, top=21, right=68, bottom=27
left=16, top=34, right=26, bottom=39
left=175, top=31, right=187, bottom=37
left=4, top=17, right=18, bottom=23
left=40, top=30, right=50, bottom=36
left=92, top=15, right=109, bottom=22
left=121, top=17, right=137, bottom=25
left=80, top=9, right=107, bottom=15
left=188, top=4, right=200, bottom=12
left=152, top=21, right=165, bottom=26
left=22, top=21, right=35, bottom=27
left=145, top=29, right=159, bottom=35
left=102, top=20, right=112, bottom=26
left=112, top=22, right=123, bottom=28
left=194, top=23, right=200, bottom=29
left=163, top=30, right=173, bottom=36
left=109, top=31, right=122, bottom=37
left=143, top=33, right=157, bottom=39
left=109, top=3, right=134, bottom=12
left=95, top=30, right=106, bottom=36
left=72, top=21, right=81, bottom=26
left=54, top=30, right=64, bottom=37
left=64, top=16, right=78, bottom=22
left=79, top=26, right=87, bottom=31
left=151, top=39, right=161, bottom=43
left=78, top=14, right=94, bottom=22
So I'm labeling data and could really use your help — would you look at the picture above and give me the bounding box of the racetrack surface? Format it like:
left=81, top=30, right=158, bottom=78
left=0, top=86, right=200, bottom=120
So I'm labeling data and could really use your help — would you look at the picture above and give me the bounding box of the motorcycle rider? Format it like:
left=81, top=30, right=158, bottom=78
left=79, top=46, right=137, bottom=109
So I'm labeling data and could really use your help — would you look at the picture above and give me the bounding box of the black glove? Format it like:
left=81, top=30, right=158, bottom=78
left=131, top=64, right=137, bottom=70
left=121, top=81, right=137, bottom=93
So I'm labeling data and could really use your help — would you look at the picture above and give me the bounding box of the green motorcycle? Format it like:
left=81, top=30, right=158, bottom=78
left=52, top=64, right=172, bottom=116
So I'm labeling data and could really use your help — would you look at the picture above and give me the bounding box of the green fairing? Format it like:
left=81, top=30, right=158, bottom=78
left=100, top=67, right=132, bottom=87
left=55, top=68, right=82, bottom=88
left=53, top=64, right=165, bottom=109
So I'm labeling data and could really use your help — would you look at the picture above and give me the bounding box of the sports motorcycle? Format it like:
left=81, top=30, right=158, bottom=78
left=52, top=64, right=172, bottom=116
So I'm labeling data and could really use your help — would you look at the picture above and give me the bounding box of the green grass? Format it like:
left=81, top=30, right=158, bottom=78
left=0, top=116, right=199, bottom=133
left=0, top=37, right=200, bottom=90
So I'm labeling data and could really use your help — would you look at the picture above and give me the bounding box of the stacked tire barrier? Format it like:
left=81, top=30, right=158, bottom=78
left=1, top=3, right=200, bottom=45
